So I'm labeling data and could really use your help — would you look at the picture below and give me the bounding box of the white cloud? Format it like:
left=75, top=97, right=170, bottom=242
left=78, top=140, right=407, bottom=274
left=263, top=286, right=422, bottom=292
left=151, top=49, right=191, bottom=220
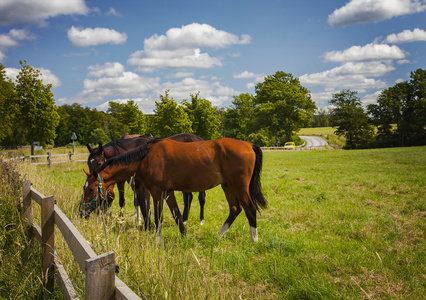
left=323, top=43, right=406, bottom=62
left=328, top=0, right=426, bottom=27
left=72, top=62, right=160, bottom=103
left=5, top=67, right=61, bottom=87
left=67, top=26, right=127, bottom=47
left=361, top=90, right=382, bottom=106
left=385, top=28, right=426, bottom=43
left=128, top=23, right=251, bottom=71
left=233, top=71, right=260, bottom=79
left=106, top=8, right=123, bottom=17
left=0, top=29, right=34, bottom=61
left=0, top=0, right=90, bottom=26
left=299, top=62, right=388, bottom=91
left=87, top=62, right=125, bottom=77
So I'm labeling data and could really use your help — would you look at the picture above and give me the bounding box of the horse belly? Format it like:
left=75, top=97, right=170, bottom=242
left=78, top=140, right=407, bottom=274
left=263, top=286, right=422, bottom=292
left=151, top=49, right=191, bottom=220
left=167, top=168, right=222, bottom=192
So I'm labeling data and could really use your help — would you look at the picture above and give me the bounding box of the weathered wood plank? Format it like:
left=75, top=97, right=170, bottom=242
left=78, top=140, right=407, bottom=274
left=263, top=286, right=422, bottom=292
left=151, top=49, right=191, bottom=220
left=30, top=187, right=45, bottom=206
left=55, top=255, right=80, bottom=300
left=115, top=277, right=142, bottom=300
left=85, top=252, right=115, bottom=300
left=54, top=205, right=97, bottom=272
left=22, top=180, right=32, bottom=226
left=41, top=195, right=55, bottom=292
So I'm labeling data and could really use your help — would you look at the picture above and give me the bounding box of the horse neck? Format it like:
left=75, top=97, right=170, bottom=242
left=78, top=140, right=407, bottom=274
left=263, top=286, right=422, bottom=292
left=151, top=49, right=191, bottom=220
left=100, top=161, right=139, bottom=187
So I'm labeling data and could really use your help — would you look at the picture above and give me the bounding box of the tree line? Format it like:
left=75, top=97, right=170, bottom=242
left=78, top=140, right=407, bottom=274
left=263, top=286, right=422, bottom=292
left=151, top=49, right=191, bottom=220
left=1, top=61, right=425, bottom=152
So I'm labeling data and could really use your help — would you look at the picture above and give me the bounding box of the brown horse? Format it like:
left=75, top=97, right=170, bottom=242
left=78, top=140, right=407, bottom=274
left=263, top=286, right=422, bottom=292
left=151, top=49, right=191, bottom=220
left=81, top=138, right=267, bottom=242
left=85, top=133, right=207, bottom=228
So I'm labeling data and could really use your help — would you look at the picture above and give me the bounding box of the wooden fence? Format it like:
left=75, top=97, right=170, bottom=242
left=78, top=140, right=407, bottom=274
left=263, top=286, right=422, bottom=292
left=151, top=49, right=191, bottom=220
left=9, top=152, right=88, bottom=167
left=21, top=180, right=141, bottom=300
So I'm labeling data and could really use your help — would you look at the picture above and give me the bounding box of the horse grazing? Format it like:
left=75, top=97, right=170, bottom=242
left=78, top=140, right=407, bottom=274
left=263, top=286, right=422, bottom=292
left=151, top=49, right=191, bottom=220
left=86, top=135, right=152, bottom=225
left=81, top=138, right=267, bottom=242
left=85, top=133, right=207, bottom=227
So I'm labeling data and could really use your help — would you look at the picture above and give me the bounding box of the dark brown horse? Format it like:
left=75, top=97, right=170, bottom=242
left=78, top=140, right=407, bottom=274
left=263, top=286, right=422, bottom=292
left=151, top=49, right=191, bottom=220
left=85, top=133, right=207, bottom=227
left=81, top=138, right=267, bottom=242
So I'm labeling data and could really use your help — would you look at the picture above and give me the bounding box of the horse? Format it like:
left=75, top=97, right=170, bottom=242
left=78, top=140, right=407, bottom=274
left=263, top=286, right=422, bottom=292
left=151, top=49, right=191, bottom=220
left=81, top=138, right=267, bottom=242
left=86, top=135, right=152, bottom=226
left=85, top=133, right=207, bottom=227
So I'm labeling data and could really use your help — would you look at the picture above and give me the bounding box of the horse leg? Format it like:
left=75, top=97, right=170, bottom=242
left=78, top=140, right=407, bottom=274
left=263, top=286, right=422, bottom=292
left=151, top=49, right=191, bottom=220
left=150, top=188, right=164, bottom=243
left=182, top=192, right=193, bottom=226
left=198, top=191, right=206, bottom=225
left=219, top=183, right=242, bottom=238
left=117, top=181, right=126, bottom=217
left=234, top=190, right=258, bottom=243
left=165, top=191, right=186, bottom=236
left=136, top=185, right=152, bottom=231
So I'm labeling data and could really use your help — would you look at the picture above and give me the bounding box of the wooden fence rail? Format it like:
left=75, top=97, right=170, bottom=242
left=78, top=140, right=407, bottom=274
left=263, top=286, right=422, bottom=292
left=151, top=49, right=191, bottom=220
left=21, top=180, right=141, bottom=300
left=4, top=152, right=88, bottom=167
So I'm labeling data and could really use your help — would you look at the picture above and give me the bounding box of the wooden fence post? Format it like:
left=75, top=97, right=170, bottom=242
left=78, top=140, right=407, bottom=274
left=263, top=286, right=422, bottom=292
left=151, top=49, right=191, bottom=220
left=85, top=251, right=116, bottom=300
left=42, top=195, right=55, bottom=292
left=47, top=152, right=53, bottom=167
left=69, top=151, right=73, bottom=161
left=22, top=180, right=32, bottom=226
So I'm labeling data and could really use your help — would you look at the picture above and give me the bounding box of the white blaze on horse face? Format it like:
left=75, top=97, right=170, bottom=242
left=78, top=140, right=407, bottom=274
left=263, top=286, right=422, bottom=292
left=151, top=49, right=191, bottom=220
left=218, top=223, right=229, bottom=237
left=250, top=226, right=258, bottom=243
left=84, top=181, right=89, bottom=189
left=90, top=159, right=95, bottom=164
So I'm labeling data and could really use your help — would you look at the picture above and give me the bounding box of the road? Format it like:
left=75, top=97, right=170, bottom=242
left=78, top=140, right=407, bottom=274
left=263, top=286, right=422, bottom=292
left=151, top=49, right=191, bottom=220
left=299, top=135, right=328, bottom=148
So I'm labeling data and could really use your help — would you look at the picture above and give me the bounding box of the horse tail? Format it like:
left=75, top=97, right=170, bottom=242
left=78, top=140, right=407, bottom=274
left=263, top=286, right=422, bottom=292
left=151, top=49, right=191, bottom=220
left=249, top=144, right=267, bottom=211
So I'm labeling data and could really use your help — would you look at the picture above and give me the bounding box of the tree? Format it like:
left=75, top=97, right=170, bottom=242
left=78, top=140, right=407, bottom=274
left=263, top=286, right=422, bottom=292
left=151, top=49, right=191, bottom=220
left=153, top=90, right=192, bottom=137
left=311, top=108, right=330, bottom=127
left=223, top=93, right=256, bottom=141
left=329, top=90, right=373, bottom=149
left=368, top=68, right=426, bottom=147
left=0, top=63, right=19, bottom=146
left=255, top=71, right=316, bottom=146
left=182, top=92, right=221, bottom=140
left=15, top=61, right=59, bottom=154
left=107, top=100, right=146, bottom=139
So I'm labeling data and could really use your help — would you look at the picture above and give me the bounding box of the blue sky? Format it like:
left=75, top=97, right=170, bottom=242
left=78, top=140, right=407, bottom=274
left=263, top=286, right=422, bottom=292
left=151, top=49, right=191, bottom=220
left=1, top=0, right=425, bottom=113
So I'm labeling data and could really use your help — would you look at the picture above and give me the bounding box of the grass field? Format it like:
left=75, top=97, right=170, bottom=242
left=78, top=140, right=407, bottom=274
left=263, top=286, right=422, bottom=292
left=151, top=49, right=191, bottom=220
left=2, top=145, right=426, bottom=299
left=298, top=127, right=344, bottom=146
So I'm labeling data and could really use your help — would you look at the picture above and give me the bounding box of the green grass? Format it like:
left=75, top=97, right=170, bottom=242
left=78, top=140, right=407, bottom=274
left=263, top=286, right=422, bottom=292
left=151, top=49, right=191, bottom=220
left=2, top=146, right=426, bottom=299
left=299, top=127, right=345, bottom=146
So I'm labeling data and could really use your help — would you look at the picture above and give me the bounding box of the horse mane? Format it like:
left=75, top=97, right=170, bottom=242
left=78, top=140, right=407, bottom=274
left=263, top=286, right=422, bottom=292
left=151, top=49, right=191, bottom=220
left=88, top=135, right=152, bottom=161
left=97, top=138, right=162, bottom=172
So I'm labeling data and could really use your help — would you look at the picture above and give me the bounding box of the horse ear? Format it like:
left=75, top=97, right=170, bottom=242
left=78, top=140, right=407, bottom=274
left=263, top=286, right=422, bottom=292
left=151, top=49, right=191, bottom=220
left=99, top=143, right=104, bottom=152
left=87, top=144, right=93, bottom=153
left=83, top=169, right=90, bottom=176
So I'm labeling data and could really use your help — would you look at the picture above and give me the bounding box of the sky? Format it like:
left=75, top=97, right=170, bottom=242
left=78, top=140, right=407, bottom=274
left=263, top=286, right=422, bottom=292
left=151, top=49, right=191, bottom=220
left=1, top=0, right=425, bottom=114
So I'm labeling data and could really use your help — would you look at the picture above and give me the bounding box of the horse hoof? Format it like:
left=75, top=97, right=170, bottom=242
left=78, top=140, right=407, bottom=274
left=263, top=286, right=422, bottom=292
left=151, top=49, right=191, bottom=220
left=199, top=220, right=204, bottom=226
left=183, top=221, right=187, bottom=226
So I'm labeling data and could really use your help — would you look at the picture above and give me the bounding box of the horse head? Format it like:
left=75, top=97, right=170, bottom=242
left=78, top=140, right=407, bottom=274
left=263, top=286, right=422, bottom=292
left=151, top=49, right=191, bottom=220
left=79, top=169, right=108, bottom=218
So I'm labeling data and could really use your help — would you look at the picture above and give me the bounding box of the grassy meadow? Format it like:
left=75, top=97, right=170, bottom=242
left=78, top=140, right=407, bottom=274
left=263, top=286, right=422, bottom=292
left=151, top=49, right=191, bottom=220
left=1, top=144, right=426, bottom=299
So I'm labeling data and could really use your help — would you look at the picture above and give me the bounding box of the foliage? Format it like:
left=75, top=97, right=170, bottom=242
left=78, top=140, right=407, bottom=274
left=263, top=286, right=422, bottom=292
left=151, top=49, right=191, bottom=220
left=0, top=63, right=19, bottom=146
left=254, top=71, right=316, bottom=146
left=15, top=61, right=60, bottom=153
left=182, top=92, right=221, bottom=140
left=88, top=128, right=109, bottom=145
left=153, top=90, right=193, bottom=137
left=223, top=93, right=256, bottom=141
left=310, top=108, right=331, bottom=127
left=368, top=68, right=426, bottom=147
left=107, top=100, right=147, bottom=139
left=0, top=161, right=62, bottom=299
left=329, top=90, right=374, bottom=149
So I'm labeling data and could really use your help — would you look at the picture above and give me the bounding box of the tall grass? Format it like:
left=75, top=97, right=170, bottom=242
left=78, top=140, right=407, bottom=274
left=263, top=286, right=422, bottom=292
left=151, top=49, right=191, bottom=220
left=3, top=146, right=426, bottom=299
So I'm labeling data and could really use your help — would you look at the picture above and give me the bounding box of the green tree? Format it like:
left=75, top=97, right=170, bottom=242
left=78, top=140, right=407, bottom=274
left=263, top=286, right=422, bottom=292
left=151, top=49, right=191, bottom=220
left=183, top=92, right=221, bottom=140
left=255, top=71, right=316, bottom=146
left=329, top=90, right=374, bottom=149
left=15, top=61, right=59, bottom=154
left=223, top=93, right=256, bottom=140
left=0, top=63, right=20, bottom=146
left=153, top=90, right=192, bottom=137
left=368, top=68, right=426, bottom=147
left=311, top=108, right=331, bottom=127
left=88, top=128, right=109, bottom=145
left=107, top=100, right=146, bottom=139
